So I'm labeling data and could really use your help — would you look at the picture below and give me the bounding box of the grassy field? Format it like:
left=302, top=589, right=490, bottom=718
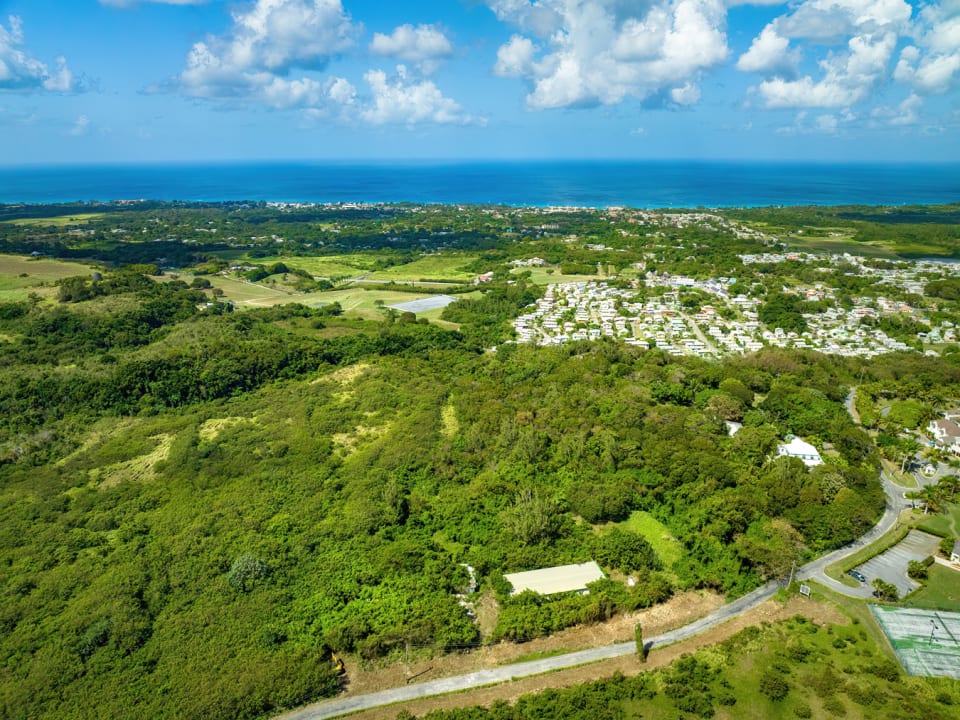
left=0, top=254, right=101, bottom=300
left=784, top=234, right=900, bottom=258
left=364, top=254, right=479, bottom=282
left=902, top=564, right=960, bottom=612
left=918, top=504, right=960, bottom=539
left=2, top=213, right=106, bottom=227
left=611, top=511, right=684, bottom=568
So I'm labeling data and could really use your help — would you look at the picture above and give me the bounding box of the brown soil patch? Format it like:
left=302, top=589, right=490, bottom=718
left=340, top=595, right=848, bottom=720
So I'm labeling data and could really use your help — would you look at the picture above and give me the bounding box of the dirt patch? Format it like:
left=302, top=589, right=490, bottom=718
left=314, top=362, right=373, bottom=386
left=341, top=591, right=723, bottom=697
left=198, top=416, right=253, bottom=442
left=339, top=596, right=849, bottom=720
left=91, top=434, right=173, bottom=489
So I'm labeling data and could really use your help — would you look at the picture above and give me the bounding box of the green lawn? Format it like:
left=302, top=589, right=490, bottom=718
left=918, top=503, right=960, bottom=539
left=610, top=511, right=684, bottom=568
left=902, top=564, right=960, bottom=612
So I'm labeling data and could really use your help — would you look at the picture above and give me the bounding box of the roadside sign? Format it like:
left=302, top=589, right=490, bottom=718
left=800, top=584, right=811, bottom=597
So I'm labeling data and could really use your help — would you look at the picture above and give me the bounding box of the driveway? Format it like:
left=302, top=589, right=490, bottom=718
left=853, top=530, right=942, bottom=597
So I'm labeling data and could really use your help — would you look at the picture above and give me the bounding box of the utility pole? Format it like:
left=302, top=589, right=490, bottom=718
left=404, top=641, right=410, bottom=683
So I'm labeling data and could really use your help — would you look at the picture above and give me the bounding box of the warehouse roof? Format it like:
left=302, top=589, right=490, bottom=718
left=504, top=561, right=605, bottom=596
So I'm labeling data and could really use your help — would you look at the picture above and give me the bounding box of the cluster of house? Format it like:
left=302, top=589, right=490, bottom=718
left=510, top=250, right=960, bottom=359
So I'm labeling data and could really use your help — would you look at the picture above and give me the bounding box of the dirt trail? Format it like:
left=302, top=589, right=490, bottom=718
left=341, top=591, right=723, bottom=697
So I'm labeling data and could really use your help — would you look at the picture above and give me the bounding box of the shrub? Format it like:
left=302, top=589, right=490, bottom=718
left=760, top=669, right=789, bottom=701
left=228, top=554, right=269, bottom=592
left=823, top=696, right=847, bottom=716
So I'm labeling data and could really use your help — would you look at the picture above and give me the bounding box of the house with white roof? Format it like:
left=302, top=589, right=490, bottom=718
left=777, top=437, right=823, bottom=467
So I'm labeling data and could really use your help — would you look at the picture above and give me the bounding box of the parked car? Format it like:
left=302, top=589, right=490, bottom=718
left=847, top=569, right=867, bottom=583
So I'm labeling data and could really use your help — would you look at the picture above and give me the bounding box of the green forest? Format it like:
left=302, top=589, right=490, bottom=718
left=1, top=202, right=960, bottom=719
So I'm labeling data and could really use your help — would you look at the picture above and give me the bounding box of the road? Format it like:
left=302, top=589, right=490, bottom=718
left=279, top=581, right=780, bottom=720
left=277, top=387, right=907, bottom=719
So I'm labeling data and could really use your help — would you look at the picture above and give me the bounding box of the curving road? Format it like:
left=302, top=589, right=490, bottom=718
left=277, top=391, right=907, bottom=719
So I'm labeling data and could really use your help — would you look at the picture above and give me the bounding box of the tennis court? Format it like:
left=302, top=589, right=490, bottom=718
left=871, top=605, right=960, bottom=679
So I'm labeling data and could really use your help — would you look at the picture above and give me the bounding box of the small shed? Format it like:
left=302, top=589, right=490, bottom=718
left=504, top=561, right=605, bottom=596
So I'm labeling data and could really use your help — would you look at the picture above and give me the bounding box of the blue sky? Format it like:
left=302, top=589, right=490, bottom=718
left=0, top=0, right=957, bottom=164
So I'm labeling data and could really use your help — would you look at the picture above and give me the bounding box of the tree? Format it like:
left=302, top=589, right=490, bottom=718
left=735, top=518, right=806, bottom=585
left=228, top=554, right=269, bottom=592
left=872, top=578, right=899, bottom=601
left=635, top=622, right=646, bottom=661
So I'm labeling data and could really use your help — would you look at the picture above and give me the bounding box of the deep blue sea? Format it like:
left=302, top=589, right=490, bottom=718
left=0, top=161, right=957, bottom=208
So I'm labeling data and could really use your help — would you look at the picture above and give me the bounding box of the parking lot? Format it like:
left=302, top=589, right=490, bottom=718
left=854, top=530, right=942, bottom=597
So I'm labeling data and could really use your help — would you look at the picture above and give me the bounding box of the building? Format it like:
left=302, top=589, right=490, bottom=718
left=928, top=418, right=960, bottom=455
left=504, top=561, right=606, bottom=596
left=777, top=437, right=823, bottom=467
left=952, top=541, right=960, bottom=565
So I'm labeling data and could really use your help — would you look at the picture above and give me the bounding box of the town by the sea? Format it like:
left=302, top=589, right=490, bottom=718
left=0, top=161, right=958, bottom=207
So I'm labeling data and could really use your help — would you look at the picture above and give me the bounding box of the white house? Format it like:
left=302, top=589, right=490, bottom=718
left=928, top=418, right=960, bottom=455
left=777, top=437, right=823, bottom=467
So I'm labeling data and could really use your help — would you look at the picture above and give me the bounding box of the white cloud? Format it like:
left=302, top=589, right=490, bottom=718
left=894, top=3, right=960, bottom=95
left=736, top=25, right=797, bottom=76
left=671, top=81, right=701, bottom=104
left=176, top=0, right=358, bottom=100
left=488, top=0, right=729, bottom=110
left=66, top=115, right=90, bottom=137
left=495, top=35, right=537, bottom=77
left=0, top=16, right=77, bottom=93
left=370, top=24, right=452, bottom=73
left=360, top=66, right=474, bottom=125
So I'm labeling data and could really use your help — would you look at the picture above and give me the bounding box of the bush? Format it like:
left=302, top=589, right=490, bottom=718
left=760, top=670, right=790, bottom=701
left=793, top=702, right=813, bottom=718
left=908, top=560, right=928, bottom=580
left=823, top=697, right=847, bottom=716
left=228, top=554, right=269, bottom=592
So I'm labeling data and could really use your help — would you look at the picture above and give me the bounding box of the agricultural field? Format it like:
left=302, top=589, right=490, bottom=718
left=239, top=254, right=371, bottom=279
left=511, top=265, right=600, bottom=285
left=0, top=254, right=101, bottom=300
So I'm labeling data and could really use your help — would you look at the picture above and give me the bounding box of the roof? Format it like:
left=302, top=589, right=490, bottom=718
left=931, top=418, right=960, bottom=439
left=504, top=561, right=606, bottom=596
left=779, top=437, right=820, bottom=457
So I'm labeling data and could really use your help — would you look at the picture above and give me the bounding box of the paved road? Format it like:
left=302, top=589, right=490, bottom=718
left=278, top=392, right=907, bottom=719
left=279, top=581, right=780, bottom=720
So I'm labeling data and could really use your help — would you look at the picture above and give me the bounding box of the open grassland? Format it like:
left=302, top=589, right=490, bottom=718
left=364, top=253, right=479, bottom=282
left=918, top=503, right=960, bottom=539
left=0, top=254, right=101, bottom=300
left=784, top=233, right=900, bottom=258
left=2, top=213, right=106, bottom=227
left=612, top=511, right=685, bottom=568
left=902, top=564, right=960, bottom=612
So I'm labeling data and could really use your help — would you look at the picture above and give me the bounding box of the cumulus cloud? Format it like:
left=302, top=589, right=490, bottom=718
left=175, top=0, right=358, bottom=100
left=893, top=3, right=960, bottom=95
left=487, top=0, right=729, bottom=110
left=739, top=0, right=918, bottom=110
left=66, top=115, right=91, bottom=137
left=359, top=65, right=474, bottom=125
left=0, top=16, right=77, bottom=93
left=370, top=24, right=452, bottom=73
left=736, top=25, right=798, bottom=76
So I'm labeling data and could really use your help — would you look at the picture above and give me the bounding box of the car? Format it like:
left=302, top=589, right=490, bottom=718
left=847, top=569, right=867, bottom=583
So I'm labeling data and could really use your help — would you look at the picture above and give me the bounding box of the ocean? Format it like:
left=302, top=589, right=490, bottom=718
left=0, top=161, right=957, bottom=208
